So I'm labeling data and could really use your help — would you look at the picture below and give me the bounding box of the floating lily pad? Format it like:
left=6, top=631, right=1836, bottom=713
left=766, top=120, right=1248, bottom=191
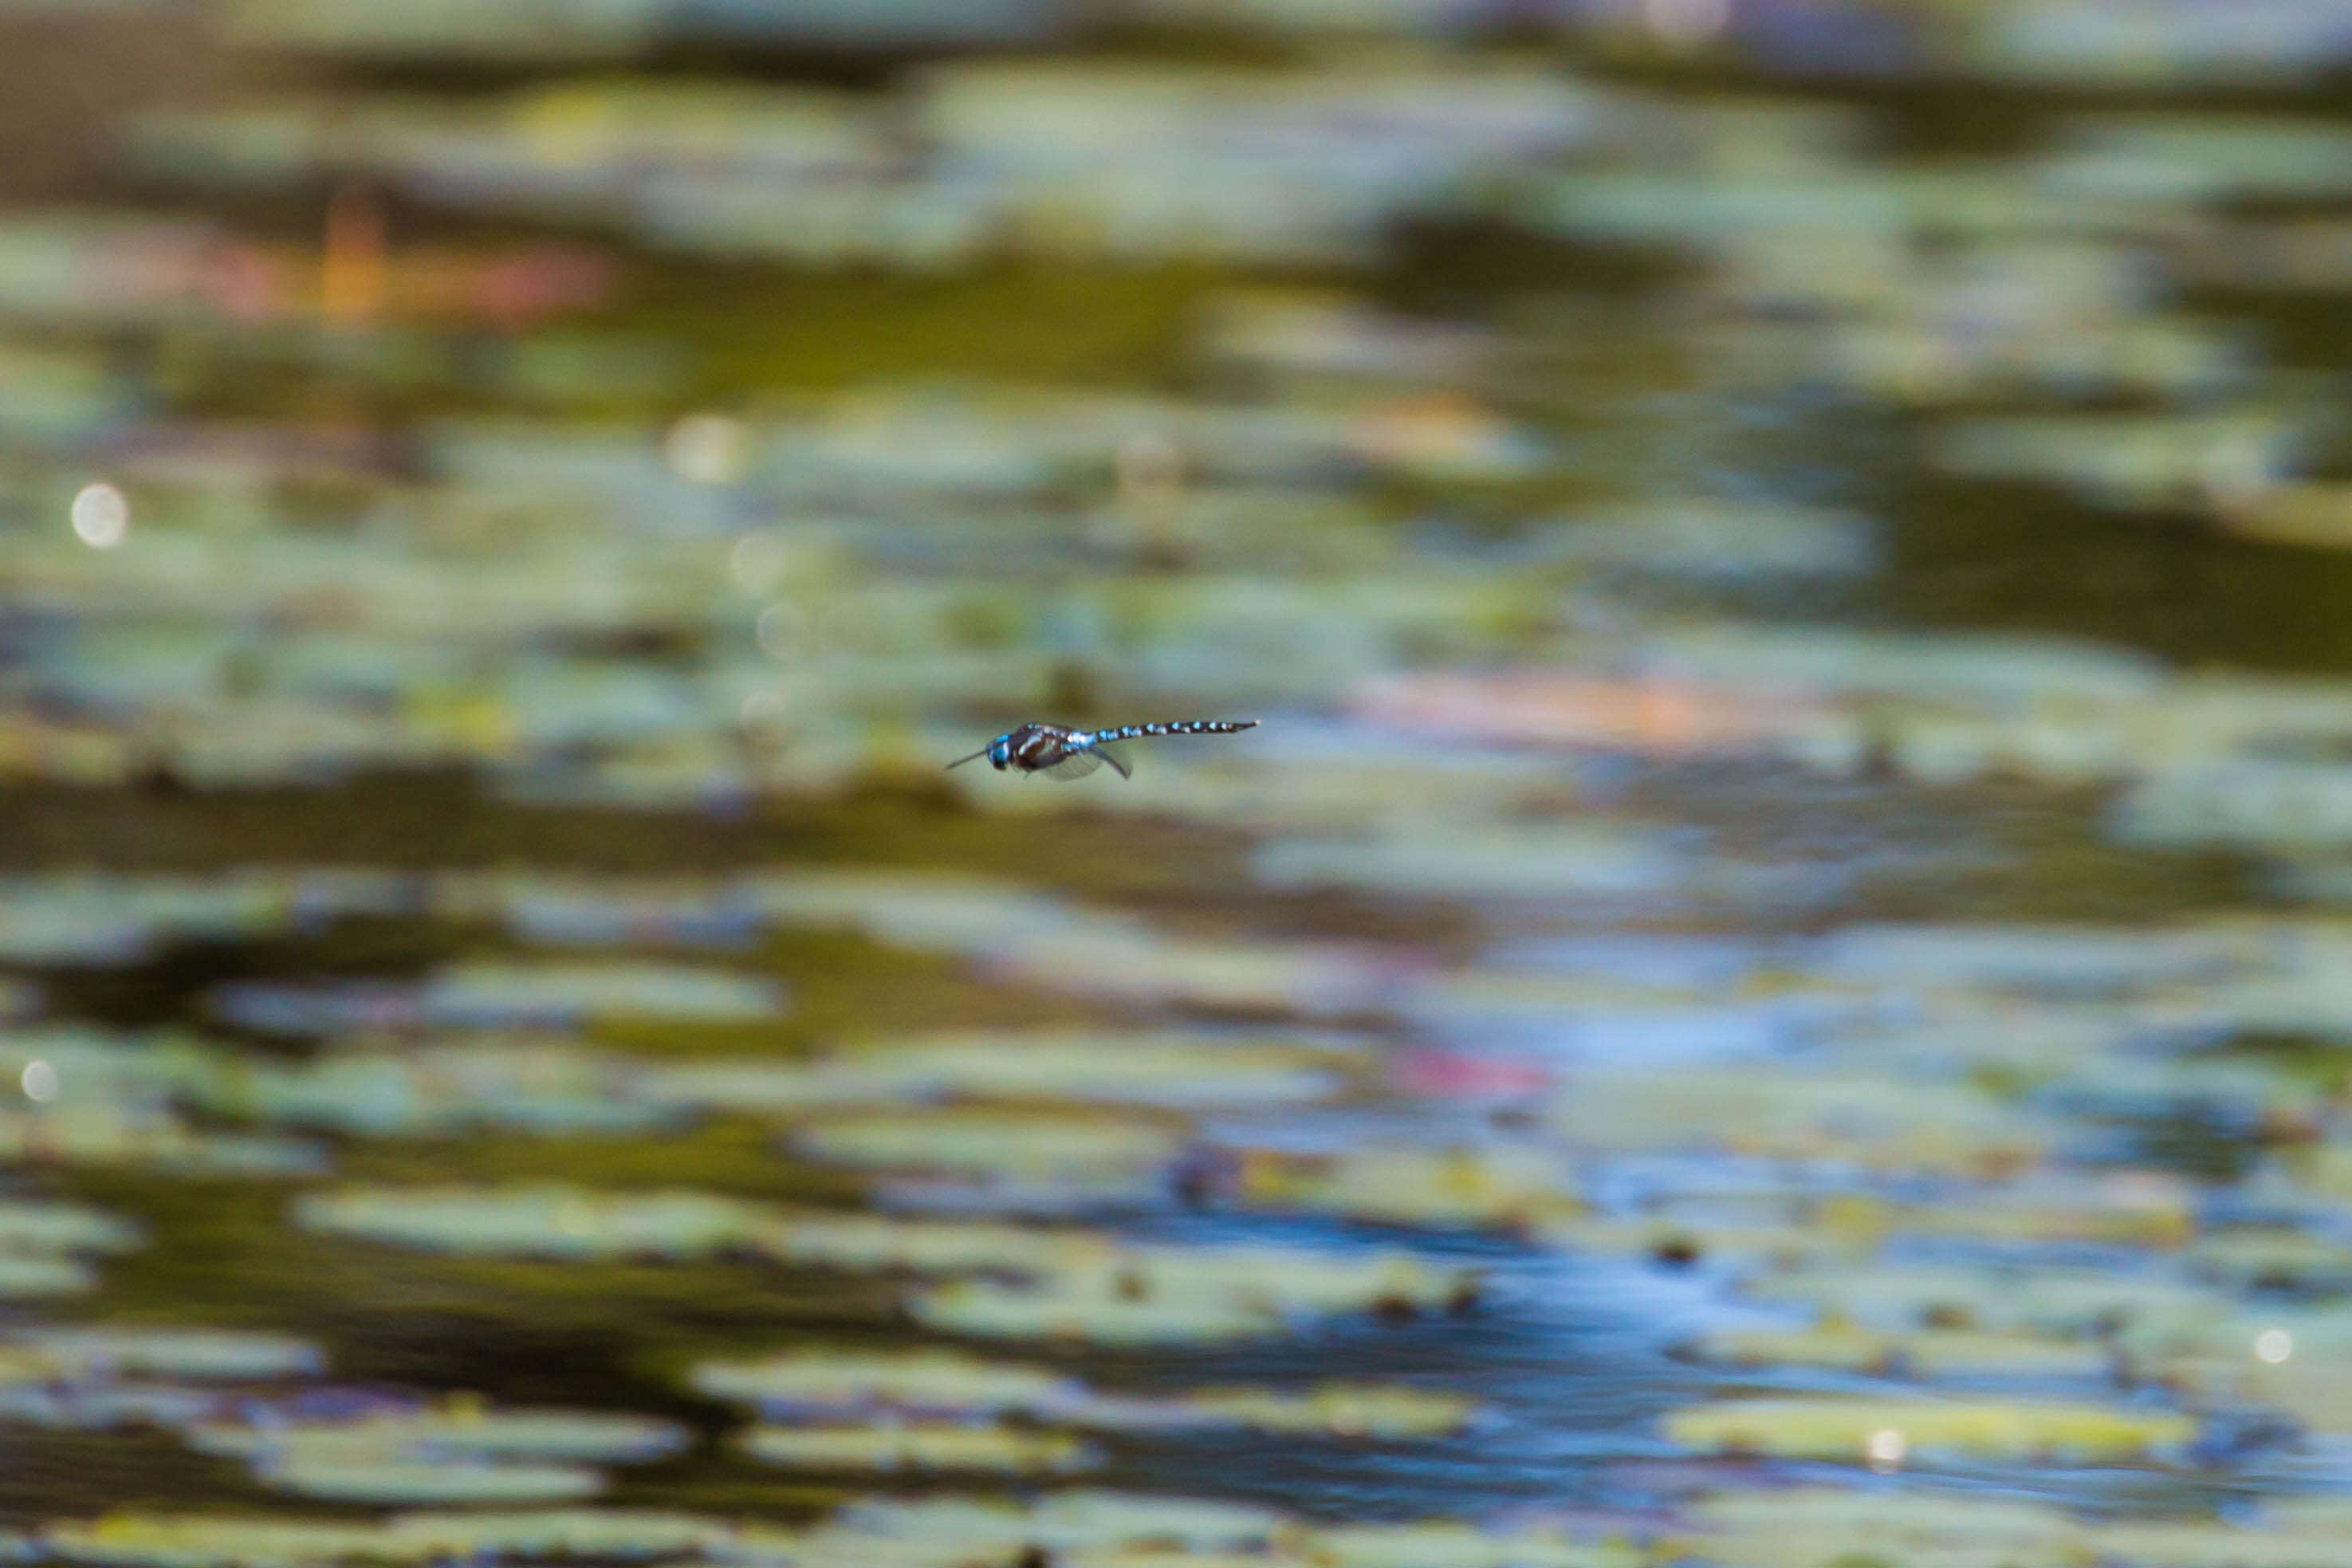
left=687, top=1346, right=1474, bottom=1440
left=2079, top=1513, right=2352, bottom=1568
left=1882, top=1174, right=2199, bottom=1248
left=46, top=1507, right=736, bottom=1566
left=214, top=1043, right=671, bottom=1139
left=386, top=1511, right=727, bottom=1561
left=293, top=1185, right=765, bottom=1260
left=1684, top=1487, right=2083, bottom=1568
left=736, top=871, right=1080, bottom=955
left=191, top=1401, right=686, bottom=1464
left=223, top=961, right=790, bottom=1035
left=977, top=929, right=1386, bottom=1016
left=741, top=1421, right=1099, bottom=1474
left=0, top=1380, right=230, bottom=1432
left=1308, top=1522, right=1640, bottom=1568
left=0, top=1035, right=325, bottom=1177
left=650, top=1030, right=1347, bottom=1114
left=423, top=962, right=788, bottom=1027
left=828, top=1490, right=1284, bottom=1553
left=1544, top=499, right=1875, bottom=584
left=42, top=1515, right=387, bottom=1568
left=1254, top=825, right=1690, bottom=900
left=0, top=876, right=288, bottom=966
left=690, top=1348, right=1080, bottom=1417
left=1697, top=1322, right=2114, bottom=1380
left=912, top=1247, right=1473, bottom=1346
left=1665, top=1395, right=2195, bottom=1462
left=913, top=1279, right=1287, bottom=1346
left=255, top=1459, right=605, bottom=1506
left=0, top=1254, right=95, bottom=1295
left=1228, top=1143, right=1580, bottom=1231
left=1546, top=1068, right=2052, bottom=1176
left=910, top=1031, right=1339, bottom=1107
left=788, top=1109, right=1190, bottom=1179
left=1745, top=1263, right=2228, bottom=1339
left=497, top=880, right=765, bottom=949
left=19, top=1329, right=323, bottom=1381
left=0, top=1200, right=144, bottom=1256
left=757, top=1213, right=1118, bottom=1276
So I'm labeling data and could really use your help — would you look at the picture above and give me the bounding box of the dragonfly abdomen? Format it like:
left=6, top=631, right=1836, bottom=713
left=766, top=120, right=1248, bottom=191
left=1089, top=719, right=1259, bottom=744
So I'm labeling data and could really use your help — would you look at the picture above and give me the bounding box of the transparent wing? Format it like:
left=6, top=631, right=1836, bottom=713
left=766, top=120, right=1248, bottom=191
left=1042, top=751, right=1105, bottom=781
left=1095, top=743, right=1132, bottom=780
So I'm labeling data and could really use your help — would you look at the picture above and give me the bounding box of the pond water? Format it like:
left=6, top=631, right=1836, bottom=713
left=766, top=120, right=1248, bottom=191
left=6, top=8, right=2352, bottom=1565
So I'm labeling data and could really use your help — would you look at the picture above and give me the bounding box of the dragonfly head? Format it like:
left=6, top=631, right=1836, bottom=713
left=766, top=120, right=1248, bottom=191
left=945, top=732, right=1022, bottom=774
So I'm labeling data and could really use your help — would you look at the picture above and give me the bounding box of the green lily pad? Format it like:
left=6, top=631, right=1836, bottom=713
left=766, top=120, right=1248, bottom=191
left=19, top=1328, right=322, bottom=1381
left=1229, top=1144, right=1579, bottom=1231
left=1745, top=1263, right=2228, bottom=1339
left=787, top=1109, right=1190, bottom=1178
left=256, top=1460, right=604, bottom=1507
left=1697, top=1322, right=2114, bottom=1380
left=1308, top=1522, right=1642, bottom=1568
left=912, top=1247, right=1473, bottom=1346
left=293, top=1184, right=766, bottom=1260
left=0, top=1199, right=142, bottom=1255
left=1665, top=1395, right=2195, bottom=1462
left=1155, top=1383, right=1477, bottom=1440
left=647, top=1030, right=1346, bottom=1115
left=1545, top=1069, right=2052, bottom=1176
left=828, top=1490, right=1284, bottom=1553
left=1682, top=1487, right=2083, bottom=1568
left=191, top=1401, right=686, bottom=1464
left=740, top=1421, right=1099, bottom=1474
left=0, top=1254, right=95, bottom=1296
left=690, top=1348, right=1080, bottom=1416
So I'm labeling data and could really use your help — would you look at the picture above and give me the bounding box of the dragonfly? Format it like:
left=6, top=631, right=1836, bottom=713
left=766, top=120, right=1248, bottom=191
left=946, top=719, right=1257, bottom=780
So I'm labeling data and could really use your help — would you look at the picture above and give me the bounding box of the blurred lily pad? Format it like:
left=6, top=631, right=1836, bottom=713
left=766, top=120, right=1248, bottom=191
left=740, top=1421, right=1099, bottom=1475
left=1666, top=1395, right=2195, bottom=1462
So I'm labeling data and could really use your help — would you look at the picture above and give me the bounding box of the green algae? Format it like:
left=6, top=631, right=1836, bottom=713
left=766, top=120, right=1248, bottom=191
left=40, top=1171, right=894, bottom=1375
left=636, top=262, right=1245, bottom=402
left=0, top=776, right=1254, bottom=902
left=339, top=1117, right=867, bottom=1206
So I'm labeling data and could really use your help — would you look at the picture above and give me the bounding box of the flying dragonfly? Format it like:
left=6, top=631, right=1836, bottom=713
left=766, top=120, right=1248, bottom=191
left=946, top=720, right=1258, bottom=780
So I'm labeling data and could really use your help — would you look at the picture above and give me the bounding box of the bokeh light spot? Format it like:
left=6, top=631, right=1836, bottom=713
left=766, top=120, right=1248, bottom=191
left=667, top=414, right=747, bottom=486
left=70, top=483, right=128, bottom=548
left=19, top=1059, right=57, bottom=1103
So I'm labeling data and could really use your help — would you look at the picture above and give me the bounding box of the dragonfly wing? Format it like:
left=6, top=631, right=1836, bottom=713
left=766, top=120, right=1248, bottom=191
left=1095, top=743, right=1132, bottom=780
left=1042, top=751, right=1104, bottom=781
